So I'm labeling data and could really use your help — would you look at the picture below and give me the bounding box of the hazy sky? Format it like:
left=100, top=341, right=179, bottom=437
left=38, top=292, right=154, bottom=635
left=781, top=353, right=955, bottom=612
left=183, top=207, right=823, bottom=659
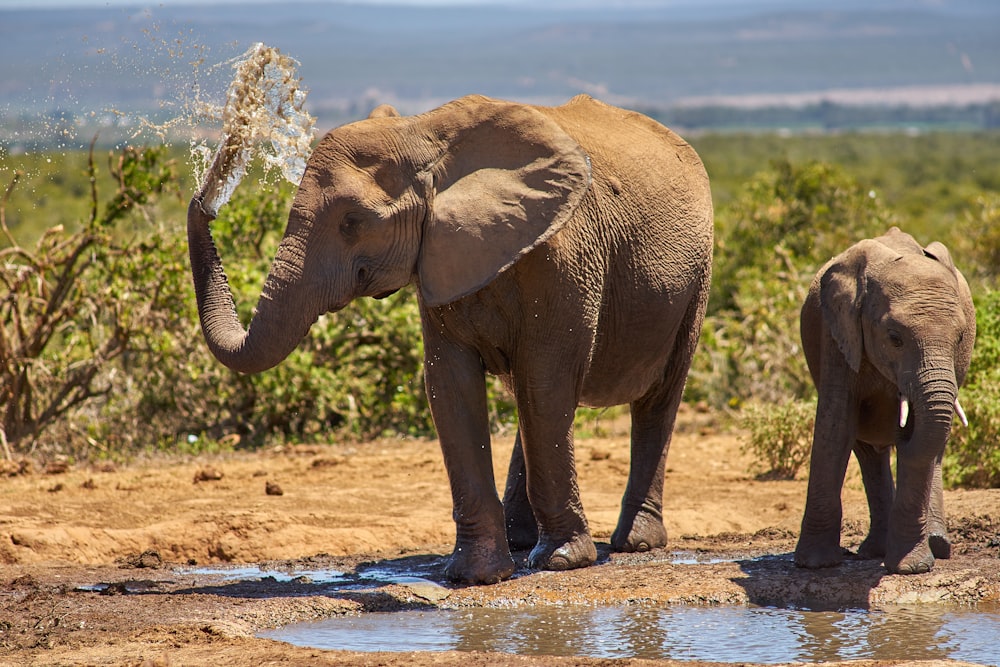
left=0, top=0, right=724, bottom=8
left=0, top=0, right=624, bottom=7
left=0, top=0, right=516, bottom=7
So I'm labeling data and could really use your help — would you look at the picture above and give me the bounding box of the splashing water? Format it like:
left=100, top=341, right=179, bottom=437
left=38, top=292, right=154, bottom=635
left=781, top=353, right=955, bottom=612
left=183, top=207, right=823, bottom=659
left=193, top=43, right=315, bottom=216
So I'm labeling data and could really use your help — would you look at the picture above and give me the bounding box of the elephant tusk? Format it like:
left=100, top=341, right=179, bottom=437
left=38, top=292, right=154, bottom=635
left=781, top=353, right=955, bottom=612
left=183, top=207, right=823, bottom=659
left=954, top=399, right=969, bottom=427
left=899, top=396, right=910, bottom=429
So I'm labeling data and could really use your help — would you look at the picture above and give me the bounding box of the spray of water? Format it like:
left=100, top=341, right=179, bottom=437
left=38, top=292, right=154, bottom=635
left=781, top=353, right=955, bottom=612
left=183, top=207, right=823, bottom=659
left=193, top=43, right=316, bottom=216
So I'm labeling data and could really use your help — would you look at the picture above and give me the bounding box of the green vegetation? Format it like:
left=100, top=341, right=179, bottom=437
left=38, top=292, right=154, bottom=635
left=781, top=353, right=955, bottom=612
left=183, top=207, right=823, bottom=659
left=655, top=102, right=1000, bottom=134
left=740, top=399, right=816, bottom=481
left=2, top=130, right=998, bottom=489
left=945, top=289, right=1000, bottom=488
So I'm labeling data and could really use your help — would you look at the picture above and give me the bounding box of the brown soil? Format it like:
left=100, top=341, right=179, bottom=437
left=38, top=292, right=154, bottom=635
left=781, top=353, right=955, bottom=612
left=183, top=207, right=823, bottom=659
left=1, top=407, right=998, bottom=666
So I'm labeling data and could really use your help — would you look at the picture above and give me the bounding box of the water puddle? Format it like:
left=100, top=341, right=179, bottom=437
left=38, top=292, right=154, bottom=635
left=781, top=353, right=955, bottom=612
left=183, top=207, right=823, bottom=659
left=183, top=565, right=347, bottom=584
left=260, top=603, right=1000, bottom=664
left=174, top=560, right=446, bottom=594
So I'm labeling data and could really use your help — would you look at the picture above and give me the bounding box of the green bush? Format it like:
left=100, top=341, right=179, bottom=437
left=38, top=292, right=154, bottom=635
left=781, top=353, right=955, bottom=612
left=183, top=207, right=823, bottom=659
left=739, top=398, right=816, bottom=480
left=956, top=193, right=1000, bottom=286
left=687, top=251, right=814, bottom=409
left=710, top=158, right=894, bottom=314
left=0, top=144, right=179, bottom=459
left=945, top=288, right=1000, bottom=488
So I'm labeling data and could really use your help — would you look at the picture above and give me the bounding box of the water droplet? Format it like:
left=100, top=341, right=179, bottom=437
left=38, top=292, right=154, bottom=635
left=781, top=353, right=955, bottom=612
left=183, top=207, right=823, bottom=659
left=195, top=43, right=316, bottom=215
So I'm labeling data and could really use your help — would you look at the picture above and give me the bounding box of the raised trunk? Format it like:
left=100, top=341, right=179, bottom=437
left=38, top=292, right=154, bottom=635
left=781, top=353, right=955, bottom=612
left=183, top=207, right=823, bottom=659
left=187, top=198, right=320, bottom=374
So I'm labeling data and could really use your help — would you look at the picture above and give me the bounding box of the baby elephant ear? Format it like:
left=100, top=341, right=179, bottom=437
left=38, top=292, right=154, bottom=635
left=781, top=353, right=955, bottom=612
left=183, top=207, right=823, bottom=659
left=923, top=241, right=957, bottom=272
left=417, top=98, right=591, bottom=307
left=368, top=104, right=400, bottom=119
left=819, top=238, right=901, bottom=373
left=819, top=251, right=866, bottom=374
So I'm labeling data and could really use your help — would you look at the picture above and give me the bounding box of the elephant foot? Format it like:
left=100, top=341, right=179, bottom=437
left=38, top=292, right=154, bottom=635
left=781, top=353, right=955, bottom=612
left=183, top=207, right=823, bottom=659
left=444, top=543, right=515, bottom=585
left=856, top=533, right=887, bottom=560
left=929, top=532, right=952, bottom=560
left=528, top=533, right=597, bottom=571
left=611, top=508, right=668, bottom=553
left=885, top=540, right=934, bottom=575
left=794, top=539, right=847, bottom=569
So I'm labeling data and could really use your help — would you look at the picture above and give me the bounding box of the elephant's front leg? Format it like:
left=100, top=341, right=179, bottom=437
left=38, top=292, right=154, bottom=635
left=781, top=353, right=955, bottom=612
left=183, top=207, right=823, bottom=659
left=424, top=336, right=514, bottom=584
left=795, top=371, right=858, bottom=569
left=516, top=378, right=596, bottom=571
left=885, top=448, right=938, bottom=574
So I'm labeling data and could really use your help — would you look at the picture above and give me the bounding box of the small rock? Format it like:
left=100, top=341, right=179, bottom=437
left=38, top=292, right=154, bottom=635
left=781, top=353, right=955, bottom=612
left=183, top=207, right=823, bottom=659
left=100, top=581, right=129, bottom=596
left=44, top=460, right=70, bottom=475
left=265, top=480, right=284, bottom=496
left=193, top=467, right=224, bottom=483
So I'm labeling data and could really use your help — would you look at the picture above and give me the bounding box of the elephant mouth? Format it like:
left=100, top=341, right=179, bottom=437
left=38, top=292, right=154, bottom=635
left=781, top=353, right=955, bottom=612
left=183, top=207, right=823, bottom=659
left=373, top=288, right=400, bottom=300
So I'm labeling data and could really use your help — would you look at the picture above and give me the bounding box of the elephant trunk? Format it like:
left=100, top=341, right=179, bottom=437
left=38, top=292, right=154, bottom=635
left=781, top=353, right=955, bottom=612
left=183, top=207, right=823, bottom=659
left=903, top=367, right=957, bottom=452
left=187, top=198, right=320, bottom=374
left=883, top=365, right=957, bottom=568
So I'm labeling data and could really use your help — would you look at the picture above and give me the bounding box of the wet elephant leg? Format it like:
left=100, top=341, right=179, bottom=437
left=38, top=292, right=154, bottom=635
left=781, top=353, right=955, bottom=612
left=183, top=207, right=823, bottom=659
left=853, top=441, right=894, bottom=560
left=516, top=380, right=596, bottom=571
left=424, top=335, right=514, bottom=584
left=502, top=431, right=538, bottom=550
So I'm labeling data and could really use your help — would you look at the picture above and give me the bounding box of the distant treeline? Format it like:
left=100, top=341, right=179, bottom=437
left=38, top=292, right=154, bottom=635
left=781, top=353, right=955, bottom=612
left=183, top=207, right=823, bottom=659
left=648, top=102, right=1000, bottom=132
left=4, top=102, right=1000, bottom=154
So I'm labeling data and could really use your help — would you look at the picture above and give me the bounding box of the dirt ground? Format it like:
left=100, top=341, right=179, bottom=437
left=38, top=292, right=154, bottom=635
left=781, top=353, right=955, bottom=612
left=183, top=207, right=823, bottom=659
left=1, top=406, right=998, bottom=666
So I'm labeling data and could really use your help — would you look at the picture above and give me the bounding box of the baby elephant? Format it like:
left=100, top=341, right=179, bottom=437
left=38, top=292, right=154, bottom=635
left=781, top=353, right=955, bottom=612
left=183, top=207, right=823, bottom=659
left=796, top=227, right=975, bottom=574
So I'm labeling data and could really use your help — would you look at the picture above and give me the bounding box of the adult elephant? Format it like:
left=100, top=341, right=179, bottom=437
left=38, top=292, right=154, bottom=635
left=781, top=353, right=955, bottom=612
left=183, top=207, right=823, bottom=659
left=796, top=227, right=975, bottom=575
left=187, top=94, right=714, bottom=584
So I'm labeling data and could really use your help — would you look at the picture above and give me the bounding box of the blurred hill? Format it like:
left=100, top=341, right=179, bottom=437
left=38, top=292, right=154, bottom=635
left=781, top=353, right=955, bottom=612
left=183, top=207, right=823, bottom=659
left=1, top=0, right=999, bottom=146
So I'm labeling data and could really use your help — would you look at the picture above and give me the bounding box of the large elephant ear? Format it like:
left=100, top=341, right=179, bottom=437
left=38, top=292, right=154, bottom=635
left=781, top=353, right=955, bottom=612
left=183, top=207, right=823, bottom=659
left=416, top=97, right=591, bottom=306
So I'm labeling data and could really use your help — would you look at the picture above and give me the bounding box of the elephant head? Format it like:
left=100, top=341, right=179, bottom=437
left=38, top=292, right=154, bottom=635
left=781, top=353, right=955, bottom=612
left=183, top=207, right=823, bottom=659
left=188, top=96, right=591, bottom=374
left=797, top=227, right=976, bottom=574
left=821, top=230, right=974, bottom=438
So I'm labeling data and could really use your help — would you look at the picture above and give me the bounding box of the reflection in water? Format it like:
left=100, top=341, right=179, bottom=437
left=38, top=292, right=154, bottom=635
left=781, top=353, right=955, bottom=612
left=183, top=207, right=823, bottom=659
left=261, top=604, right=1000, bottom=664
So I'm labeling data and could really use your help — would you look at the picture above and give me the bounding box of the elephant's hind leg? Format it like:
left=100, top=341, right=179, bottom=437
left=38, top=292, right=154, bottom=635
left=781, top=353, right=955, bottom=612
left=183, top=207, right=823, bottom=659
left=853, top=441, right=893, bottom=560
left=502, top=431, right=539, bottom=550
left=612, top=291, right=706, bottom=553
left=610, top=399, right=670, bottom=553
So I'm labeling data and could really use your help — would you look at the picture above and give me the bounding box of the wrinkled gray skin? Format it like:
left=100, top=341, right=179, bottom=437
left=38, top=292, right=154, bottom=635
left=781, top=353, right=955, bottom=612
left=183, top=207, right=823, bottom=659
left=796, top=227, right=975, bottom=575
left=188, top=94, right=714, bottom=584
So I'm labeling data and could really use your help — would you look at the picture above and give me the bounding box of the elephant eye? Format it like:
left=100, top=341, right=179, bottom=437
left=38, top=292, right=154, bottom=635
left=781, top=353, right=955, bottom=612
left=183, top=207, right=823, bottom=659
left=341, top=212, right=364, bottom=239
left=888, top=330, right=904, bottom=348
